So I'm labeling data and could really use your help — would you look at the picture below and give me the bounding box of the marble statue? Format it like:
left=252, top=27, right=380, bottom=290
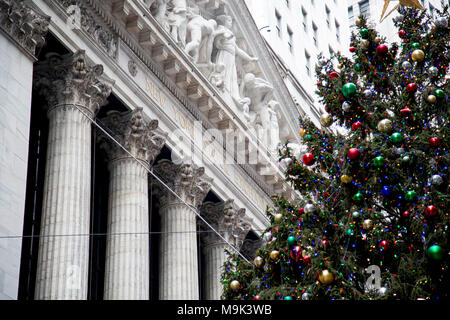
left=149, top=0, right=169, bottom=30
left=241, top=73, right=280, bottom=152
left=211, top=15, right=258, bottom=101
left=167, top=0, right=188, bottom=46
left=184, top=7, right=217, bottom=65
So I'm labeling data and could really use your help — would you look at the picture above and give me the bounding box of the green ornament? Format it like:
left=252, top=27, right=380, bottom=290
left=435, top=89, right=445, bottom=99
left=373, top=156, right=385, bottom=168
left=304, top=134, right=312, bottom=141
left=360, top=28, right=369, bottom=39
left=222, top=279, right=229, bottom=285
left=287, top=236, right=296, bottom=247
left=390, top=132, right=403, bottom=144
left=405, top=190, right=417, bottom=201
left=347, top=228, right=355, bottom=236
left=355, top=63, right=361, bottom=71
left=284, top=296, right=294, bottom=300
left=411, top=42, right=421, bottom=49
left=342, top=82, right=357, bottom=98
left=427, top=245, right=444, bottom=260
left=353, top=192, right=364, bottom=202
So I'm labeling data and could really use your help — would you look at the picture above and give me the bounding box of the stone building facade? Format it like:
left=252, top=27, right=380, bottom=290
left=0, top=0, right=302, bottom=300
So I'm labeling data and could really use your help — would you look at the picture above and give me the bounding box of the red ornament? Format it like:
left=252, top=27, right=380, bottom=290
left=303, top=255, right=311, bottom=264
left=291, top=246, right=303, bottom=262
left=298, top=207, right=305, bottom=215
left=379, top=240, right=390, bottom=251
left=321, top=240, right=330, bottom=248
left=429, top=137, right=440, bottom=147
left=406, top=83, right=418, bottom=93
left=302, top=153, right=316, bottom=166
left=425, top=205, right=438, bottom=217
left=351, top=121, right=363, bottom=131
left=398, top=30, right=406, bottom=39
left=400, top=107, right=412, bottom=117
left=349, top=46, right=356, bottom=52
left=402, top=211, right=411, bottom=218
left=254, top=295, right=260, bottom=300
left=329, top=71, right=339, bottom=79
left=339, top=94, right=344, bottom=102
left=347, top=148, right=361, bottom=160
left=376, top=44, right=389, bottom=55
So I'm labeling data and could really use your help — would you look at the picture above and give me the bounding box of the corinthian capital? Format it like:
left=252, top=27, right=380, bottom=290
left=153, top=159, right=213, bottom=208
left=99, top=107, right=167, bottom=163
left=200, top=199, right=252, bottom=249
left=0, top=0, right=50, bottom=59
left=34, top=50, right=115, bottom=115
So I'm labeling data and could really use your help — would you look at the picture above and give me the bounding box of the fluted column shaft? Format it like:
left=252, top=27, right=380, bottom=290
left=204, top=241, right=229, bottom=300
left=103, top=158, right=149, bottom=300
left=159, top=201, right=199, bottom=300
left=33, top=51, right=114, bottom=300
left=35, top=105, right=92, bottom=300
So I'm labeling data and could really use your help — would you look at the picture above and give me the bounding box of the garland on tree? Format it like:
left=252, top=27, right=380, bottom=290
left=221, top=6, right=449, bottom=300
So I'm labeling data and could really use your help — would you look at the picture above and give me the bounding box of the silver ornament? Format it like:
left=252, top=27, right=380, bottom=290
left=263, top=231, right=272, bottom=242
left=363, top=89, right=372, bottom=97
left=435, top=17, right=448, bottom=28
left=428, top=66, right=439, bottom=76
left=394, top=15, right=404, bottom=23
left=393, top=147, right=405, bottom=155
left=430, top=174, right=443, bottom=186
left=342, top=101, right=351, bottom=112
left=304, top=203, right=316, bottom=213
left=352, top=211, right=361, bottom=218
left=301, top=292, right=311, bottom=300
left=280, top=157, right=293, bottom=167
left=378, top=287, right=388, bottom=295
left=401, top=61, right=412, bottom=70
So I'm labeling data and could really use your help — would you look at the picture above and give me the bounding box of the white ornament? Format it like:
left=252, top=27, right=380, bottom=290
left=304, top=203, right=316, bottom=213
left=342, top=101, right=351, bottom=112
left=401, top=61, right=412, bottom=70
left=430, top=174, right=443, bottom=186
left=428, top=66, right=439, bottom=76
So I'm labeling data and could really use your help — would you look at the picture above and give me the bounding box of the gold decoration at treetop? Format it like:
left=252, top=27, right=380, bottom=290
left=380, top=0, right=424, bottom=23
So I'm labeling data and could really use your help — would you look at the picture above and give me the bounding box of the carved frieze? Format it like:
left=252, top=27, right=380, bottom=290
left=0, top=0, right=51, bottom=58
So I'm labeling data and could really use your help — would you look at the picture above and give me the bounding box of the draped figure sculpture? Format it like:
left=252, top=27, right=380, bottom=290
left=211, top=15, right=258, bottom=102
left=167, top=0, right=188, bottom=46
left=241, top=73, right=280, bottom=154
left=184, top=6, right=217, bottom=65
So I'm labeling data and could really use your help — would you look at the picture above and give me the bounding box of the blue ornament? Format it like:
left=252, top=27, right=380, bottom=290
left=381, top=186, right=391, bottom=197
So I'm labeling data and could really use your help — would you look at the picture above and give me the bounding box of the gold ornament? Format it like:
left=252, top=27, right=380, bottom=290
left=254, top=256, right=265, bottom=268
left=355, top=18, right=363, bottom=26
left=318, top=270, right=334, bottom=285
left=377, top=119, right=393, bottom=133
left=411, top=49, right=425, bottom=62
left=270, top=250, right=280, bottom=260
left=427, top=95, right=437, bottom=104
left=363, top=219, right=374, bottom=230
left=360, top=39, right=370, bottom=49
left=320, top=113, right=333, bottom=127
left=274, top=213, right=283, bottom=223
left=337, top=63, right=343, bottom=69
left=374, top=37, right=381, bottom=44
left=300, top=128, right=306, bottom=137
left=380, top=0, right=424, bottom=22
left=341, top=175, right=353, bottom=184
left=230, top=280, right=240, bottom=290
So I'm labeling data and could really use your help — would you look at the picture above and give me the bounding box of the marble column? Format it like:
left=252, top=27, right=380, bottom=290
left=200, top=200, right=251, bottom=300
left=0, top=0, right=50, bottom=299
left=99, top=108, right=165, bottom=300
left=153, top=160, right=212, bottom=300
left=33, top=51, right=114, bottom=300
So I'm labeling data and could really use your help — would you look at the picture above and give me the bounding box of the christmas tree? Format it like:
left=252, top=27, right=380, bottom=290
left=221, top=6, right=449, bottom=300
